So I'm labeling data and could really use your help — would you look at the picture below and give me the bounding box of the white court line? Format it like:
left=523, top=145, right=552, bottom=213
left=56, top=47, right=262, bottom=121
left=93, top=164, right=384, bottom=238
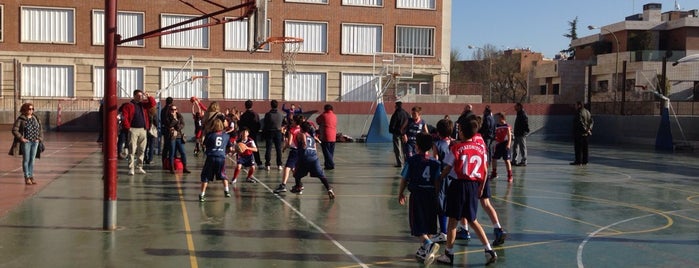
left=576, top=209, right=689, bottom=268
left=255, top=178, right=369, bottom=268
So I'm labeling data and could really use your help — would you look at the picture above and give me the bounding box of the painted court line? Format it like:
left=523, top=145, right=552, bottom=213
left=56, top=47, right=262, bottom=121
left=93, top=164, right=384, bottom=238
left=255, top=179, right=369, bottom=268
left=175, top=174, right=199, bottom=268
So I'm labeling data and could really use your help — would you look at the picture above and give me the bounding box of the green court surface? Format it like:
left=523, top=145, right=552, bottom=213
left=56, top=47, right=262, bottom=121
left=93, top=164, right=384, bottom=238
left=0, top=133, right=697, bottom=267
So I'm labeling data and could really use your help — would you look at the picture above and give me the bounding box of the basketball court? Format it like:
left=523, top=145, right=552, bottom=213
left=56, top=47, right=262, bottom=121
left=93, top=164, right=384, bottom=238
left=0, top=130, right=698, bottom=267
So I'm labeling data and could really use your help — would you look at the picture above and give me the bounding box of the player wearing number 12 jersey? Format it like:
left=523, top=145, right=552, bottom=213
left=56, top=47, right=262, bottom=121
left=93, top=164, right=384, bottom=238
left=435, top=118, right=497, bottom=265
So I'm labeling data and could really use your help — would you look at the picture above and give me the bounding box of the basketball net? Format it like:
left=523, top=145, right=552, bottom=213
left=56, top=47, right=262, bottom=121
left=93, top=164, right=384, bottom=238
left=282, top=42, right=302, bottom=75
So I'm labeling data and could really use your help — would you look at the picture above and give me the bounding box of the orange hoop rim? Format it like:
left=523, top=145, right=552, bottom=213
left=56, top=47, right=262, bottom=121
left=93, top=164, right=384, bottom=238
left=266, top=36, right=304, bottom=44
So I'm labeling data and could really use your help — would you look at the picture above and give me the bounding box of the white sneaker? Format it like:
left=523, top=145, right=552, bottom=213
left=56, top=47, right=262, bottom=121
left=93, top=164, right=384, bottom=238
left=431, top=233, right=447, bottom=243
left=423, top=242, right=440, bottom=265
left=137, top=167, right=146, bottom=174
left=265, top=166, right=271, bottom=171
left=277, top=165, right=283, bottom=170
left=128, top=169, right=135, bottom=175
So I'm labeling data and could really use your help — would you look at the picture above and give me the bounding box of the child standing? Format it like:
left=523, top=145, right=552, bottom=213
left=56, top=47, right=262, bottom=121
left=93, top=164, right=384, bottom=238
left=431, top=119, right=454, bottom=243
left=193, top=110, right=204, bottom=156
left=274, top=115, right=303, bottom=193
left=436, top=118, right=497, bottom=265
left=402, top=106, right=429, bottom=160
left=289, top=122, right=335, bottom=199
left=232, top=128, right=258, bottom=183
left=492, top=112, right=514, bottom=183
left=199, top=120, right=234, bottom=202
left=398, top=133, right=442, bottom=265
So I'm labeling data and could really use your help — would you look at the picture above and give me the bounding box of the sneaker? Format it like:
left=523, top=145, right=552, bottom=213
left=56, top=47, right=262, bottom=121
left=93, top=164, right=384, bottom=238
left=518, top=161, right=527, bottom=166
left=265, top=166, right=271, bottom=171
left=327, top=188, right=335, bottom=199
left=273, top=184, right=287, bottom=193
left=277, top=165, right=283, bottom=170
left=431, top=233, right=447, bottom=243
left=435, top=251, right=453, bottom=265
left=246, top=177, right=257, bottom=183
left=423, top=242, right=440, bottom=265
left=128, top=169, right=135, bottom=175
left=507, top=176, right=513, bottom=183
left=415, top=246, right=427, bottom=260
left=490, top=170, right=498, bottom=179
left=290, top=185, right=304, bottom=195
left=199, top=195, right=206, bottom=202
left=493, top=228, right=508, bottom=246
left=456, top=227, right=471, bottom=240
left=224, top=191, right=231, bottom=197
left=485, top=249, right=497, bottom=265
left=137, top=167, right=147, bottom=174
left=231, top=178, right=237, bottom=184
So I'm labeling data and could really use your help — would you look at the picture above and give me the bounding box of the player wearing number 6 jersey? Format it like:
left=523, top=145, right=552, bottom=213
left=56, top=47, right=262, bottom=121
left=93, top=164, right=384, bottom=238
left=435, top=118, right=497, bottom=265
left=199, top=120, right=234, bottom=202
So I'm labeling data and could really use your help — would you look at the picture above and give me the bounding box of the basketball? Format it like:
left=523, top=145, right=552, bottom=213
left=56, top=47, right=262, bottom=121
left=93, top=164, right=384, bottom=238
left=235, top=142, right=247, bottom=154
left=189, top=96, right=198, bottom=103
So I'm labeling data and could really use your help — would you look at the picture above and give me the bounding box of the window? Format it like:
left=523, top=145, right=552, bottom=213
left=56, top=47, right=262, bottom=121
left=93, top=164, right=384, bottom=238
left=224, top=18, right=270, bottom=51
left=286, top=0, right=328, bottom=4
left=22, top=65, right=74, bottom=98
left=396, top=26, right=434, bottom=56
left=160, top=68, right=209, bottom=99
left=93, top=67, right=145, bottom=98
left=285, top=72, right=326, bottom=101
left=0, top=5, right=4, bottom=42
left=396, top=0, right=435, bottom=10
left=92, top=10, right=144, bottom=47
left=224, top=70, right=269, bottom=100
left=342, top=0, right=382, bottom=7
left=596, top=80, right=609, bottom=92
left=539, top=85, right=547, bottom=95
left=342, top=24, right=382, bottom=55
left=161, top=14, right=209, bottom=49
left=341, top=73, right=378, bottom=101
left=625, top=79, right=636, bottom=91
left=285, top=21, right=327, bottom=54
left=552, top=84, right=560, bottom=95
left=21, top=6, right=75, bottom=43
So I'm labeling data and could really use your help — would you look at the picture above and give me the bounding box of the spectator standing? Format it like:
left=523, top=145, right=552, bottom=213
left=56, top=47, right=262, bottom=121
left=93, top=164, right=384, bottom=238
left=389, top=101, right=410, bottom=167
left=478, top=105, right=496, bottom=160
left=144, top=107, right=158, bottom=165
left=239, top=100, right=263, bottom=167
left=512, top=103, right=530, bottom=166
left=571, top=101, right=593, bottom=165
left=9, top=103, right=43, bottom=185
left=454, top=104, right=474, bottom=139
left=316, top=104, right=337, bottom=170
left=163, top=105, right=191, bottom=174
left=160, top=97, right=174, bottom=159
left=263, top=100, right=285, bottom=170
left=121, top=89, right=156, bottom=175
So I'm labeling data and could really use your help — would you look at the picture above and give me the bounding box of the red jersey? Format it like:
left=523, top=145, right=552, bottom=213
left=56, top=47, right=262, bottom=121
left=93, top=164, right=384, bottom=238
left=240, top=137, right=256, bottom=157
left=445, top=139, right=487, bottom=182
left=494, top=123, right=511, bottom=144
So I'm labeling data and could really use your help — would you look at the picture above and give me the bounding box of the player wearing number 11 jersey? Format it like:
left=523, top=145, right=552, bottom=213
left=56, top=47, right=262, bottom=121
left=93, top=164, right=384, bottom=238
left=435, top=118, right=497, bottom=265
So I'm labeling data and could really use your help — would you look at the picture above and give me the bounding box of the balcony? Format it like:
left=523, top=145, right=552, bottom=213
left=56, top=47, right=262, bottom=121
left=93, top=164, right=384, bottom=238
left=630, top=50, right=686, bottom=62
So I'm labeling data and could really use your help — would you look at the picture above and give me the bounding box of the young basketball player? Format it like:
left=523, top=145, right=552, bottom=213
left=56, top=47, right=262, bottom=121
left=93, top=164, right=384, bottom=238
left=435, top=117, right=497, bottom=265
left=289, top=122, right=335, bottom=199
left=199, top=120, right=234, bottom=202
left=492, top=112, right=514, bottom=183
left=398, top=133, right=441, bottom=265
left=232, top=128, right=258, bottom=184
left=274, top=115, right=303, bottom=193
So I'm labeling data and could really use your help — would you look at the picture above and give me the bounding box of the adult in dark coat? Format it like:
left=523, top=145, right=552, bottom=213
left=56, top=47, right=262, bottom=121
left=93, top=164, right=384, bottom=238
left=571, top=101, right=594, bottom=165
left=388, top=101, right=410, bottom=167
left=479, top=105, right=496, bottom=159
left=512, top=103, right=530, bottom=166
left=454, top=104, right=474, bottom=139
left=263, top=100, right=284, bottom=170
left=9, top=103, right=43, bottom=185
left=238, top=100, right=262, bottom=166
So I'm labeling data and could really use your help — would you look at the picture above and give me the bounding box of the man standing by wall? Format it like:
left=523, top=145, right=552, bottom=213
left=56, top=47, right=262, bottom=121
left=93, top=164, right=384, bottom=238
left=389, top=101, right=410, bottom=168
left=572, top=101, right=593, bottom=165
left=316, top=104, right=337, bottom=170
left=239, top=100, right=262, bottom=166
left=263, top=100, right=284, bottom=170
left=121, top=89, right=156, bottom=175
left=512, top=103, right=529, bottom=166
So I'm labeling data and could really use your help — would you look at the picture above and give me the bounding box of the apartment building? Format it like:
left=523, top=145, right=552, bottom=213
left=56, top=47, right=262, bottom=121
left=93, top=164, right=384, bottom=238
left=0, top=0, right=452, bottom=123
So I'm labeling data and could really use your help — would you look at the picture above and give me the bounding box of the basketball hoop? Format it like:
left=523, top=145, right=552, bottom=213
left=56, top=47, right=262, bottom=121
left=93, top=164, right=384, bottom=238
left=260, top=37, right=303, bottom=75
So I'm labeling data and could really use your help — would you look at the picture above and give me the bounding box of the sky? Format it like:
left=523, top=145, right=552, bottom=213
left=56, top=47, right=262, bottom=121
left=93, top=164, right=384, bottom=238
left=451, top=0, right=687, bottom=60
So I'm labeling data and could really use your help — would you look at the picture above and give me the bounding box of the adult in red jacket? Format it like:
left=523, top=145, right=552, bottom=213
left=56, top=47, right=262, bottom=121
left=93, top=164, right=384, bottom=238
left=121, top=89, right=156, bottom=175
left=316, top=104, right=337, bottom=170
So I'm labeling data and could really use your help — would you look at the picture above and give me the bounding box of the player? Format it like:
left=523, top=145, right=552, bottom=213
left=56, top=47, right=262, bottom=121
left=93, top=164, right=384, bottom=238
left=492, top=112, right=514, bottom=183
left=435, top=118, right=497, bottom=265
left=289, top=122, right=335, bottom=199
left=199, top=120, right=234, bottom=202
left=398, top=133, right=441, bottom=265
left=193, top=110, right=204, bottom=156
left=232, top=127, right=258, bottom=183
left=274, top=115, right=303, bottom=193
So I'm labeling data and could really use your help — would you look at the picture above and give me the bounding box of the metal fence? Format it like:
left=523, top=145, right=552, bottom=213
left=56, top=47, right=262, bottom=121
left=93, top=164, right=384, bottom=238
left=590, top=101, right=699, bottom=116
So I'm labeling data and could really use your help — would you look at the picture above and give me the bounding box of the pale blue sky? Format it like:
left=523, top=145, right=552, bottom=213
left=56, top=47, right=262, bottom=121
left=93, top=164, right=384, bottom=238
left=451, top=0, right=687, bottom=60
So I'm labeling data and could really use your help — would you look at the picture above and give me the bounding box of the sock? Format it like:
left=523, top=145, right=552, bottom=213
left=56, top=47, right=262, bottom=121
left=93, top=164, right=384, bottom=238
left=424, top=239, right=432, bottom=247
left=200, top=191, right=205, bottom=196
left=439, top=215, right=447, bottom=234
left=224, top=186, right=229, bottom=192
left=494, top=223, right=502, bottom=229
left=485, top=244, right=493, bottom=251
left=446, top=247, right=453, bottom=254
left=247, top=168, right=255, bottom=179
left=233, top=168, right=240, bottom=179
left=507, top=170, right=512, bottom=177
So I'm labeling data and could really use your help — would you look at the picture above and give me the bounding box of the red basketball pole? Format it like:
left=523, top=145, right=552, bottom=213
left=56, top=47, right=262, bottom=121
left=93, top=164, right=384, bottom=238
left=103, top=0, right=118, bottom=230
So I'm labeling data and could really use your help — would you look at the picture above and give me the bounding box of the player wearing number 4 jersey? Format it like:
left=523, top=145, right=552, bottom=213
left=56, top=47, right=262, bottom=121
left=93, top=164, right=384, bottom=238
left=435, top=118, right=497, bottom=265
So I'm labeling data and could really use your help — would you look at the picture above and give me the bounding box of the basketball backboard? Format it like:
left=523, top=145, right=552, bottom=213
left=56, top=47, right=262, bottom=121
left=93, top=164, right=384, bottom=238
left=248, top=0, right=268, bottom=52
left=372, top=53, right=414, bottom=79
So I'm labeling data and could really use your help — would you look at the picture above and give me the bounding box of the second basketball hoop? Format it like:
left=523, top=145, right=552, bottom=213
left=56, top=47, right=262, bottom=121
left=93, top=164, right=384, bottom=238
left=262, top=37, right=303, bottom=76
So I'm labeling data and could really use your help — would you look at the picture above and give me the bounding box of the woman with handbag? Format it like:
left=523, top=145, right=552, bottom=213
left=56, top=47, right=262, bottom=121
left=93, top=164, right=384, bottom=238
left=163, top=105, right=190, bottom=174
left=9, top=103, right=43, bottom=185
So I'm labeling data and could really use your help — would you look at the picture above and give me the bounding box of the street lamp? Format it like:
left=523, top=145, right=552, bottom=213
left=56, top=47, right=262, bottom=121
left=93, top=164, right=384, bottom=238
left=588, top=25, right=620, bottom=112
left=468, top=45, right=492, bottom=102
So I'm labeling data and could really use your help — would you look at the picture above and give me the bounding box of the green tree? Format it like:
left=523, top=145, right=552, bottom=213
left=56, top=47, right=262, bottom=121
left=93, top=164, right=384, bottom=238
left=561, top=16, right=578, bottom=59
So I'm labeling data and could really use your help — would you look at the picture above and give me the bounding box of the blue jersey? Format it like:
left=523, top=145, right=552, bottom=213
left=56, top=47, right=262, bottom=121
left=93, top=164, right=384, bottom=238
left=299, top=133, right=318, bottom=162
left=406, top=119, right=426, bottom=143
left=401, top=154, right=441, bottom=192
left=204, top=131, right=232, bottom=157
